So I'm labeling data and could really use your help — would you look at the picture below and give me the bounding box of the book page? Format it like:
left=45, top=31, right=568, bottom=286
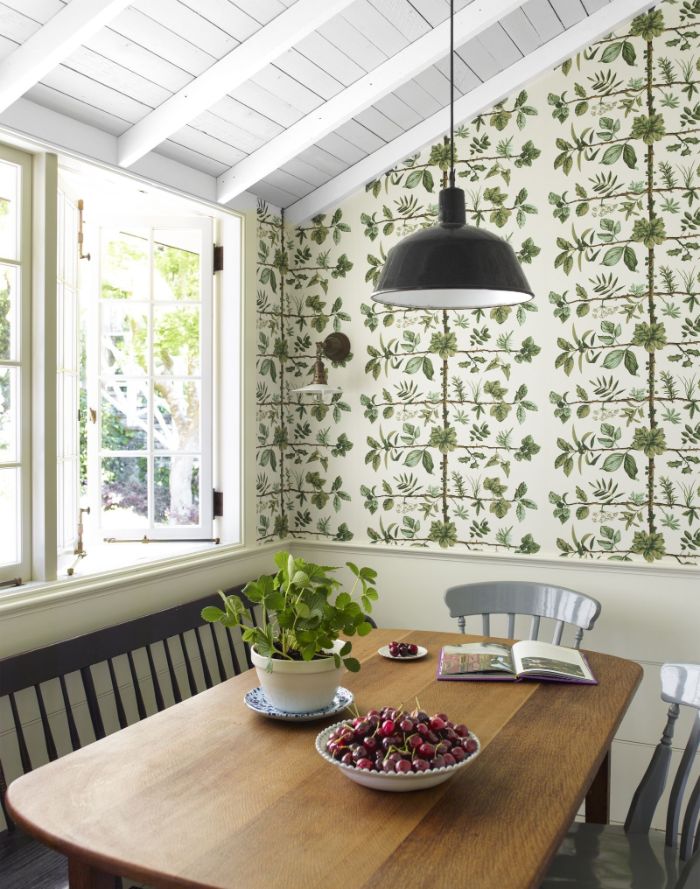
left=511, top=640, right=594, bottom=682
left=440, top=643, right=515, bottom=675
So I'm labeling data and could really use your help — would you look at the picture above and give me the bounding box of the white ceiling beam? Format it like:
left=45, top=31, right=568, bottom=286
left=0, top=97, right=261, bottom=214
left=0, top=0, right=134, bottom=113
left=216, top=0, right=528, bottom=204
left=117, top=0, right=356, bottom=169
left=285, top=0, right=653, bottom=223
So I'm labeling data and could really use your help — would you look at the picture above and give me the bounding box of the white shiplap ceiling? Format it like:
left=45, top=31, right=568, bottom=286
left=0, top=0, right=652, bottom=220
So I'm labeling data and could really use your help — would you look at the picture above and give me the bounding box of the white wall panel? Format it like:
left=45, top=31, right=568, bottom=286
left=156, top=139, right=227, bottom=176
left=294, top=31, right=365, bottom=86
left=134, top=0, right=238, bottom=58
left=0, top=4, right=40, bottom=41
left=394, top=78, right=443, bottom=118
left=201, top=97, right=282, bottom=141
left=315, top=130, right=368, bottom=165
left=26, top=83, right=130, bottom=135
left=230, top=0, right=286, bottom=24
left=63, top=47, right=171, bottom=109
left=317, top=15, right=388, bottom=71
left=178, top=0, right=261, bottom=41
left=374, top=92, right=423, bottom=130
left=344, top=0, right=411, bottom=57
left=84, top=29, right=191, bottom=93
left=1, top=0, right=65, bottom=20
left=549, top=0, right=588, bottom=27
left=522, top=0, right=565, bottom=40
left=108, top=8, right=214, bottom=75
left=354, top=106, right=403, bottom=142
left=375, top=0, right=432, bottom=41
left=275, top=50, right=344, bottom=101
left=334, top=118, right=385, bottom=153
left=479, top=22, right=525, bottom=68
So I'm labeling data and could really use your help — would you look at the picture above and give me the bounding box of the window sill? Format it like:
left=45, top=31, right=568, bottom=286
left=57, top=539, right=219, bottom=579
left=0, top=539, right=280, bottom=616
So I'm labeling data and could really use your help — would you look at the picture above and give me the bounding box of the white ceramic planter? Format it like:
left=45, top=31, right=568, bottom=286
left=251, top=640, right=344, bottom=714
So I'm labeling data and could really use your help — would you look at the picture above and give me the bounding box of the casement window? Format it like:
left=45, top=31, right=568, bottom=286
left=86, top=219, right=213, bottom=542
left=0, top=146, right=240, bottom=586
left=0, top=145, right=31, bottom=585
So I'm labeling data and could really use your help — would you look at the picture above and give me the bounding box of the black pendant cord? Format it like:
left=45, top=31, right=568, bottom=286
left=449, top=0, right=455, bottom=188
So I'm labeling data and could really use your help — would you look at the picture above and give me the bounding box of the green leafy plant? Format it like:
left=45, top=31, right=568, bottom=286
left=202, top=551, right=378, bottom=671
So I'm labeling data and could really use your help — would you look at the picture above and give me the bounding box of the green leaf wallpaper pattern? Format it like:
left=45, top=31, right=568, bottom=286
left=256, top=0, right=700, bottom=565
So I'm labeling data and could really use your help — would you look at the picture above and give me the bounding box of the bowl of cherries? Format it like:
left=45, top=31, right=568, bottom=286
left=315, top=706, right=480, bottom=791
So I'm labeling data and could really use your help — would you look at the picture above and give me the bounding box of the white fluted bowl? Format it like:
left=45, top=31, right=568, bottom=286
left=315, top=721, right=481, bottom=792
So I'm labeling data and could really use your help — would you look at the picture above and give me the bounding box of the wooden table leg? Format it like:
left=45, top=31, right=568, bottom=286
left=68, top=857, right=115, bottom=889
left=585, top=750, right=610, bottom=824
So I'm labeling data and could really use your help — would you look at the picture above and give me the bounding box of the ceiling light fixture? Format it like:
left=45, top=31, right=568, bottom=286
left=371, top=0, right=534, bottom=310
left=293, top=332, right=350, bottom=403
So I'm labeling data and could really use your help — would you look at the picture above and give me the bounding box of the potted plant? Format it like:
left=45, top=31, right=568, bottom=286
left=202, top=551, right=378, bottom=713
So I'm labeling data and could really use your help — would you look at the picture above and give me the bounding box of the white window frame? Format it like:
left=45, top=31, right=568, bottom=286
left=0, top=144, right=32, bottom=585
left=0, top=142, right=247, bottom=589
left=86, top=216, right=214, bottom=541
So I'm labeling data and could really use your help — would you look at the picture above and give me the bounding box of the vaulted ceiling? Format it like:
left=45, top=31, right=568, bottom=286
left=0, top=0, right=652, bottom=220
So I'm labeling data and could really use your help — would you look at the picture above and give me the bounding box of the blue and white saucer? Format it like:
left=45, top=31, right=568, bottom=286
left=243, top=686, right=354, bottom=721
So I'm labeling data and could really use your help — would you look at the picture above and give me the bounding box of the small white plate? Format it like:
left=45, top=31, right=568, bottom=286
left=377, top=644, right=428, bottom=661
left=244, top=686, right=354, bottom=721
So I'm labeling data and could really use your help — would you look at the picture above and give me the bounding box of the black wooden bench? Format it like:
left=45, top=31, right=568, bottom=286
left=0, top=585, right=254, bottom=889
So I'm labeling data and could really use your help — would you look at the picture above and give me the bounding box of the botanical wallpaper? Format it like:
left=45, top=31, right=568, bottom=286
left=256, top=0, right=700, bottom=565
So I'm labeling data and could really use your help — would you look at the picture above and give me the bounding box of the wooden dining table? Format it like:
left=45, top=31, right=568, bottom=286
left=6, top=629, right=642, bottom=889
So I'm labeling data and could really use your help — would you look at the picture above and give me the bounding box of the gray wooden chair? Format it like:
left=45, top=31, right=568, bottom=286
left=540, top=662, right=700, bottom=888
left=444, top=581, right=601, bottom=648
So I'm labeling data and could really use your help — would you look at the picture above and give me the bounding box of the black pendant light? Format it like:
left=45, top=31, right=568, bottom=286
left=371, top=0, right=534, bottom=310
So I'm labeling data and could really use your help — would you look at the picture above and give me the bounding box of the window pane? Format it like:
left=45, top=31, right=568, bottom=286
left=154, top=380, right=199, bottom=451
left=101, top=231, right=148, bottom=300
left=0, top=366, right=18, bottom=462
left=101, top=303, right=148, bottom=376
left=155, top=455, right=199, bottom=526
left=0, top=467, right=19, bottom=566
left=0, top=160, right=20, bottom=261
left=0, top=265, right=19, bottom=361
left=101, top=456, right=147, bottom=529
left=153, top=230, right=199, bottom=302
left=101, top=382, right=148, bottom=451
left=153, top=306, right=200, bottom=375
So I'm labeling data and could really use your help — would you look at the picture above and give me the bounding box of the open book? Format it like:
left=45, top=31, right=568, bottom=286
left=437, top=640, right=597, bottom=684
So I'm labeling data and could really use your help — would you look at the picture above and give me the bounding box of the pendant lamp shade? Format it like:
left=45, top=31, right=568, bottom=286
left=370, top=0, right=534, bottom=311
left=372, top=187, right=533, bottom=309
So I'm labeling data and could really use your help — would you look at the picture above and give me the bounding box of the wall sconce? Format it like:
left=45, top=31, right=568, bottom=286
left=293, top=332, right=350, bottom=403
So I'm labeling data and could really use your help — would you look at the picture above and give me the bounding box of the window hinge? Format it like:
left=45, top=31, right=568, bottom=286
left=213, top=489, right=224, bottom=517
left=213, top=244, right=223, bottom=272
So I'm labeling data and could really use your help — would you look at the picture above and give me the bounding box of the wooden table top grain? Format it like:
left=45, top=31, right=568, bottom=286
left=6, top=629, right=642, bottom=889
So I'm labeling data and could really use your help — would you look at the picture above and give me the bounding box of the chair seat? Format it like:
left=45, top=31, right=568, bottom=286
left=541, top=823, right=698, bottom=889
left=0, top=828, right=68, bottom=889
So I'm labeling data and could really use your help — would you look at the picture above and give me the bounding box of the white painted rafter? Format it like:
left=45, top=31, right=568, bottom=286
left=285, top=0, right=653, bottom=222
left=0, top=0, right=134, bottom=113
left=0, top=97, right=261, bottom=213
left=117, top=0, right=356, bottom=169
left=216, top=0, right=528, bottom=204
